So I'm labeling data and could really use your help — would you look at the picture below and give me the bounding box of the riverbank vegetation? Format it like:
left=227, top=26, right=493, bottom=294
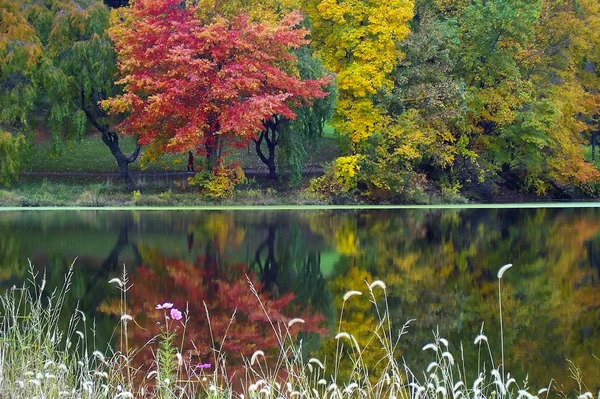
left=1, top=0, right=600, bottom=204
left=1, top=262, right=595, bottom=398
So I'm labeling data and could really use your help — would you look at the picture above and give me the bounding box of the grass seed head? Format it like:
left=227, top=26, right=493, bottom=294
left=497, top=263, right=513, bottom=279
left=343, top=290, right=362, bottom=301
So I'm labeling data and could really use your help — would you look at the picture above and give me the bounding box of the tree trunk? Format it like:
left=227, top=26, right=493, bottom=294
left=253, top=224, right=278, bottom=290
left=204, top=130, right=226, bottom=171
left=592, top=131, right=596, bottom=161
left=81, top=92, right=141, bottom=189
left=101, top=131, right=141, bottom=190
left=254, top=123, right=279, bottom=180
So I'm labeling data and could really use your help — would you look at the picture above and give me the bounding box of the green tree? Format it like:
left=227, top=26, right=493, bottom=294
left=0, top=0, right=141, bottom=187
left=423, top=0, right=600, bottom=193
left=23, top=0, right=141, bottom=187
left=0, top=0, right=41, bottom=185
left=378, top=0, right=600, bottom=197
left=273, top=46, right=337, bottom=183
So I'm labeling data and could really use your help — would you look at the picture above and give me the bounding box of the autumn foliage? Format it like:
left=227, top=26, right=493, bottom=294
left=102, top=0, right=329, bottom=171
left=99, top=249, right=327, bottom=380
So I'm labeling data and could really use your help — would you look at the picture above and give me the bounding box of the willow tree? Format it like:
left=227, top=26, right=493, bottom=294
left=3, top=0, right=140, bottom=187
left=273, top=47, right=337, bottom=183
left=30, top=0, right=140, bottom=186
left=0, top=0, right=41, bottom=185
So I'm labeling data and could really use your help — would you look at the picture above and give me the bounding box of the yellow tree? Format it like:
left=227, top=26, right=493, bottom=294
left=303, top=0, right=414, bottom=146
left=518, top=0, right=600, bottom=189
left=193, top=0, right=300, bottom=23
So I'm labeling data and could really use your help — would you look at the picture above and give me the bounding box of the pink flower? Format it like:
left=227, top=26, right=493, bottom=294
left=196, top=363, right=211, bottom=369
left=170, top=308, right=183, bottom=321
left=156, top=302, right=174, bottom=310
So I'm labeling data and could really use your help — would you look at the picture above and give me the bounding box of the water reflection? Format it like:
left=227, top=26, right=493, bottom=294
left=0, top=208, right=598, bottom=391
left=99, top=249, right=327, bottom=382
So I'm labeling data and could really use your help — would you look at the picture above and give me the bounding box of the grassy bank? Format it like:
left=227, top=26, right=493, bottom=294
left=0, top=180, right=331, bottom=207
left=0, top=179, right=475, bottom=207
left=24, top=135, right=340, bottom=173
left=0, top=263, right=595, bottom=398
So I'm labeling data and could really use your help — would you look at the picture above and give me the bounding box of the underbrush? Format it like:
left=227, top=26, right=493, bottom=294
left=0, top=263, right=596, bottom=398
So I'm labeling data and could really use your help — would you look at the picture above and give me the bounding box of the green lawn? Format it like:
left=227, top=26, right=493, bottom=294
left=24, top=132, right=341, bottom=173
left=323, top=123, right=336, bottom=138
left=583, top=144, right=600, bottom=169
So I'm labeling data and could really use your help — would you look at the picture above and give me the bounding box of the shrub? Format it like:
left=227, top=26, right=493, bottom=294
left=188, top=164, right=247, bottom=199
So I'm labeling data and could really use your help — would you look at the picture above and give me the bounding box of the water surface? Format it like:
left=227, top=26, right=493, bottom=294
left=0, top=207, right=598, bottom=392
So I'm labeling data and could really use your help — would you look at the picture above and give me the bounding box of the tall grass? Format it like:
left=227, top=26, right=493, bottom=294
left=0, top=262, right=595, bottom=398
left=0, top=261, right=111, bottom=397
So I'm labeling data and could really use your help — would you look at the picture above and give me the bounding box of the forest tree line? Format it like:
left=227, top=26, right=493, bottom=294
left=1, top=0, right=600, bottom=200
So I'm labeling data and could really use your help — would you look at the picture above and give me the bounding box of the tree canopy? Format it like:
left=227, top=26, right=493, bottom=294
left=0, top=0, right=41, bottom=184
left=0, top=0, right=142, bottom=187
left=103, top=0, right=330, bottom=175
left=310, top=0, right=600, bottom=199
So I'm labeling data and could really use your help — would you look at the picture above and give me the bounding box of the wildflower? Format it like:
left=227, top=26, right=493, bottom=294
left=308, top=358, right=325, bottom=370
left=170, top=308, right=182, bottom=320
left=517, top=390, right=534, bottom=399
left=156, top=302, right=174, bottom=310
left=108, top=278, right=123, bottom=287
left=442, top=351, right=455, bottom=365
left=474, top=334, right=488, bottom=345
left=422, top=343, right=438, bottom=352
left=92, top=351, right=106, bottom=363
left=426, top=362, right=438, bottom=372
left=196, top=363, right=211, bottom=369
left=334, top=332, right=351, bottom=341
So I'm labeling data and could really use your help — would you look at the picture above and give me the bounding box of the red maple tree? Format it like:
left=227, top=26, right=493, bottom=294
left=103, top=0, right=329, bottom=170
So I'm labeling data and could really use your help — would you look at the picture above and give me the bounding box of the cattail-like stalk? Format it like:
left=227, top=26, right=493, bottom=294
left=497, top=263, right=513, bottom=384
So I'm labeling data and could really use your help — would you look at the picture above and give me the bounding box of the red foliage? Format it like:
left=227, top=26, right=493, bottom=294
left=104, top=0, right=329, bottom=165
left=117, top=252, right=327, bottom=381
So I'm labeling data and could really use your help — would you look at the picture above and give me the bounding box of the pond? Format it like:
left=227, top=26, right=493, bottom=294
left=0, top=206, right=598, bottom=393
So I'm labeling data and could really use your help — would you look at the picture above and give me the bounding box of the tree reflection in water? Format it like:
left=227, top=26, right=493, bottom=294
left=0, top=208, right=599, bottom=392
left=97, top=213, right=330, bottom=388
